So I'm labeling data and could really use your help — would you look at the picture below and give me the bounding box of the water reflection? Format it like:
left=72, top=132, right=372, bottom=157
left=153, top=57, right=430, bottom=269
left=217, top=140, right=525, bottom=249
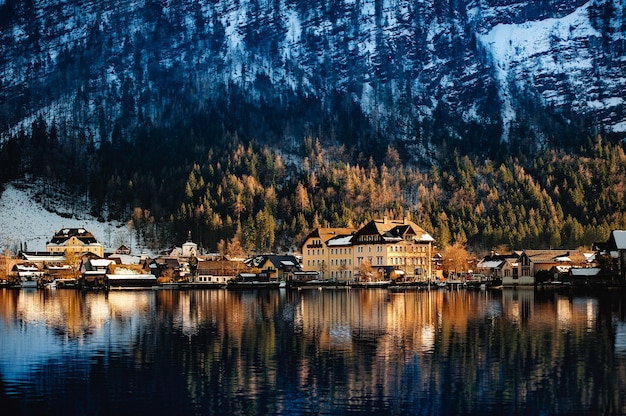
left=1, top=287, right=626, bottom=415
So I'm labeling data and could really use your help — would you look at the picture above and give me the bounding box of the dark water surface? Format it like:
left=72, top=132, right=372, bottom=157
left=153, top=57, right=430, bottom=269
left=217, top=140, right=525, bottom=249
left=1, top=287, right=626, bottom=415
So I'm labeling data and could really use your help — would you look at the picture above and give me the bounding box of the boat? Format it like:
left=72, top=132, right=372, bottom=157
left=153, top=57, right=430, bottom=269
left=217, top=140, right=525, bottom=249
left=20, top=276, right=39, bottom=289
left=227, top=280, right=281, bottom=289
left=227, top=273, right=281, bottom=290
left=349, top=280, right=392, bottom=288
left=54, top=278, right=79, bottom=288
left=388, top=281, right=431, bottom=290
left=105, top=273, right=158, bottom=289
left=287, top=279, right=344, bottom=289
left=16, top=264, right=41, bottom=288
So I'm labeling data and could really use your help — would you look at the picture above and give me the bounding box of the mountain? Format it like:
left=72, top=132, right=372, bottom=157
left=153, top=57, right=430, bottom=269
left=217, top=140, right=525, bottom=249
left=1, top=0, right=624, bottom=159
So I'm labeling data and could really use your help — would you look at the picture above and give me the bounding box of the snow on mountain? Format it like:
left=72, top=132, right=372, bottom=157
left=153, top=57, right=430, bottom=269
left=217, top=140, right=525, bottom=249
left=478, top=1, right=609, bottom=140
left=0, top=0, right=624, bottom=152
left=0, top=183, right=131, bottom=254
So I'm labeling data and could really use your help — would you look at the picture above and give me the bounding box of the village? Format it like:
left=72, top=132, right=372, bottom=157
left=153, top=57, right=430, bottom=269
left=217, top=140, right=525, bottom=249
left=1, top=217, right=625, bottom=291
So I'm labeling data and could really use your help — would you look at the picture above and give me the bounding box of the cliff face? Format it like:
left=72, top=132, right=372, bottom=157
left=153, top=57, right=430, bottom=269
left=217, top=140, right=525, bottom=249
left=1, top=0, right=624, bottom=156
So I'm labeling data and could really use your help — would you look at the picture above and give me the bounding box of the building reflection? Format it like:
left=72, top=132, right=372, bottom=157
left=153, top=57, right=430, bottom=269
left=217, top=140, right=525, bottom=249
left=1, top=287, right=625, bottom=414
left=0, top=288, right=615, bottom=356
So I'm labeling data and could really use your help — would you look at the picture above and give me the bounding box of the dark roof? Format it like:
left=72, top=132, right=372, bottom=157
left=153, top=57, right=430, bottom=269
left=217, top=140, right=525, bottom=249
left=246, top=255, right=301, bottom=270
left=481, top=252, right=520, bottom=262
left=353, top=219, right=433, bottom=243
left=302, top=227, right=357, bottom=245
left=49, top=228, right=99, bottom=244
left=197, top=259, right=249, bottom=276
left=608, top=230, right=626, bottom=250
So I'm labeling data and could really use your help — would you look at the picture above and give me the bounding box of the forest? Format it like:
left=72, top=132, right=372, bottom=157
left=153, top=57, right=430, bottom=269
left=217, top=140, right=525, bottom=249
left=1, top=113, right=625, bottom=256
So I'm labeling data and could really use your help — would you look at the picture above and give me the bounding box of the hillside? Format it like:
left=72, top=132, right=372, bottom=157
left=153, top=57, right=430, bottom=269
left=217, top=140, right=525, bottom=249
left=0, top=181, right=128, bottom=253
left=1, top=1, right=626, bottom=253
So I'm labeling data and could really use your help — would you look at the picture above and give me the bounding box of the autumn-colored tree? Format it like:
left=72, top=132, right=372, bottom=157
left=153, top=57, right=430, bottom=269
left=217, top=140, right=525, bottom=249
left=217, top=239, right=227, bottom=258
left=442, top=242, right=471, bottom=277
left=64, top=251, right=81, bottom=279
left=359, top=259, right=373, bottom=281
left=227, top=230, right=245, bottom=259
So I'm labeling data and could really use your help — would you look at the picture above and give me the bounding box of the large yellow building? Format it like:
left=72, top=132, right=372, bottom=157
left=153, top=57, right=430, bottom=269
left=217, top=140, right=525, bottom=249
left=302, top=227, right=356, bottom=281
left=46, top=228, right=105, bottom=257
left=301, top=217, right=435, bottom=282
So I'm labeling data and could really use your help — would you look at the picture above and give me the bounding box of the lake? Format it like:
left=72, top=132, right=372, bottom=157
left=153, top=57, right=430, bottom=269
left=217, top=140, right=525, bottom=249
left=1, top=287, right=626, bottom=415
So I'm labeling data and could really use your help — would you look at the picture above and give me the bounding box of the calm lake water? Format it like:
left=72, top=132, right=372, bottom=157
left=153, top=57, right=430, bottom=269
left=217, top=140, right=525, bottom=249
left=1, top=287, right=626, bottom=415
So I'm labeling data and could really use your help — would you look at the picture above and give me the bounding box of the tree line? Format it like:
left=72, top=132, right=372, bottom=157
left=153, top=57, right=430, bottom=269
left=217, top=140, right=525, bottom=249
left=1, top=116, right=625, bottom=255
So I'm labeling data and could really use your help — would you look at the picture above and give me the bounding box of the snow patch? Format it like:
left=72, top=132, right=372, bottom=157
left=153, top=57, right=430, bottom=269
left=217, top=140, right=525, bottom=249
left=478, top=1, right=603, bottom=141
left=612, top=122, right=626, bottom=133
left=0, top=183, right=130, bottom=254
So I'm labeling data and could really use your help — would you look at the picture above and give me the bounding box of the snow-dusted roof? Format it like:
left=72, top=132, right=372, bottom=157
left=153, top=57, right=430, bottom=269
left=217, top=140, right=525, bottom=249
left=16, top=264, right=38, bottom=271
left=84, top=270, right=107, bottom=275
left=46, top=265, right=72, bottom=270
left=91, top=259, right=114, bottom=267
left=327, top=236, right=353, bottom=246
left=478, top=260, right=504, bottom=269
left=108, top=254, right=141, bottom=264
left=416, top=233, right=435, bottom=243
left=570, top=267, right=601, bottom=276
left=106, top=274, right=156, bottom=280
left=612, top=230, right=626, bottom=250
left=553, top=256, right=571, bottom=262
left=21, top=253, right=66, bottom=262
left=583, top=253, right=596, bottom=262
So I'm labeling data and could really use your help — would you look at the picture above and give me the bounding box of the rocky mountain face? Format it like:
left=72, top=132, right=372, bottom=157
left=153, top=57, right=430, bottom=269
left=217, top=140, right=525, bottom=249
left=1, top=0, right=624, bottom=159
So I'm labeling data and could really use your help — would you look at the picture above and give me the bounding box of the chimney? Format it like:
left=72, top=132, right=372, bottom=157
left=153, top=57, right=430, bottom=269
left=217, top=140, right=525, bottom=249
left=383, top=216, right=388, bottom=224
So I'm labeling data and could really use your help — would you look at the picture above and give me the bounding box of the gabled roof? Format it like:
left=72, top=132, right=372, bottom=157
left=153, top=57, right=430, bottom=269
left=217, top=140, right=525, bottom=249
left=522, top=249, right=587, bottom=264
left=354, top=218, right=434, bottom=243
left=49, top=228, right=99, bottom=245
left=197, top=259, right=248, bottom=276
left=477, top=259, right=505, bottom=269
left=90, top=259, right=114, bottom=268
left=302, top=227, right=356, bottom=244
left=477, top=252, right=517, bottom=270
left=246, top=255, right=301, bottom=270
left=21, top=252, right=66, bottom=262
left=609, top=230, right=626, bottom=250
